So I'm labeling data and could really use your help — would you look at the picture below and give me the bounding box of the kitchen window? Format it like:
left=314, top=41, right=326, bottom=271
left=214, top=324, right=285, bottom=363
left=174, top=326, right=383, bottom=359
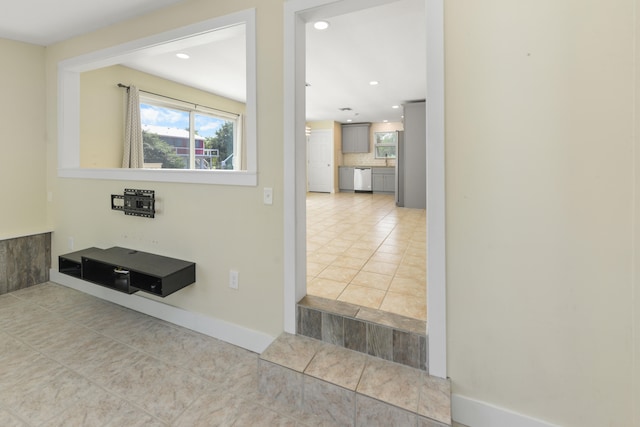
left=374, top=131, right=397, bottom=159
left=140, top=95, right=240, bottom=170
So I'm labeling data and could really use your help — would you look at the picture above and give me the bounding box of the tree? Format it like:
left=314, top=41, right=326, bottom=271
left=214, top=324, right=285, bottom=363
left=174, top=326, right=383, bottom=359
left=205, top=121, right=234, bottom=169
left=143, top=131, right=186, bottom=169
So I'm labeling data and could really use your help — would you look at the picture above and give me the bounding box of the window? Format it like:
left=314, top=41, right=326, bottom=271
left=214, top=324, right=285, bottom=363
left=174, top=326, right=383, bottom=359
left=374, top=131, right=397, bottom=159
left=140, top=97, right=239, bottom=170
left=57, top=9, right=257, bottom=186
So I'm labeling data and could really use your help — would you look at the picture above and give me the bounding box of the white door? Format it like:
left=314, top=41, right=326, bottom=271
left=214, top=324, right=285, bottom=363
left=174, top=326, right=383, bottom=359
left=307, top=129, right=333, bottom=193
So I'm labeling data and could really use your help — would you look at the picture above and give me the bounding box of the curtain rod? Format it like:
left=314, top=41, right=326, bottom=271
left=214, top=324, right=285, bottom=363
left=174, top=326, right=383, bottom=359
left=117, top=83, right=238, bottom=117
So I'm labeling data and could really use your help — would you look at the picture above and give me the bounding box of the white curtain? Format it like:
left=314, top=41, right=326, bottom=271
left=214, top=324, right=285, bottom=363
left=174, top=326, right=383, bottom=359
left=122, top=85, right=144, bottom=168
left=235, top=113, right=246, bottom=170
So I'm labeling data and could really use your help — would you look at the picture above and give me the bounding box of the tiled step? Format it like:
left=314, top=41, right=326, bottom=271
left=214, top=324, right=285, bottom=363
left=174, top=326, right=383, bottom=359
left=258, top=333, right=451, bottom=427
left=297, top=295, right=428, bottom=370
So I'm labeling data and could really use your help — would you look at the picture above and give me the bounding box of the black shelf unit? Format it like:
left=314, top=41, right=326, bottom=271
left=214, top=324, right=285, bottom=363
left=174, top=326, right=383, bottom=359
left=59, top=247, right=195, bottom=297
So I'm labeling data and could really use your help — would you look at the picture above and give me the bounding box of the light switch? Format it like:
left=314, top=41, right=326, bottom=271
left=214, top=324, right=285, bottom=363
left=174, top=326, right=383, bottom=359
left=263, top=187, right=273, bottom=205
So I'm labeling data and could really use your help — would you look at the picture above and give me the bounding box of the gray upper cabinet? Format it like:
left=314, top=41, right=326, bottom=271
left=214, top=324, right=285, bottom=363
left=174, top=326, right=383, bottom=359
left=341, top=123, right=371, bottom=153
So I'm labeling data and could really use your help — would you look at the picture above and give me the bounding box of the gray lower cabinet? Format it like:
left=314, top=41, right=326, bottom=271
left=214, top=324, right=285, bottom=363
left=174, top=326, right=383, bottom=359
left=372, top=168, right=395, bottom=193
left=339, top=166, right=355, bottom=191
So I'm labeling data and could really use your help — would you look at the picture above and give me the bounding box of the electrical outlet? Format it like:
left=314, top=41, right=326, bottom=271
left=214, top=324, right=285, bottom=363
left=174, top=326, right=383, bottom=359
left=67, top=237, right=74, bottom=250
left=229, top=270, right=239, bottom=290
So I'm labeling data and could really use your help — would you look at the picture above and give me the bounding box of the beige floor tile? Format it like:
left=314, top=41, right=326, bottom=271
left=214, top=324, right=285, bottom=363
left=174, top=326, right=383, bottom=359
left=357, top=358, right=422, bottom=412
left=304, top=343, right=367, bottom=390
left=318, top=265, right=360, bottom=282
left=419, top=375, right=452, bottom=425
left=388, top=276, right=425, bottom=298
left=306, top=261, right=327, bottom=276
left=369, top=251, right=404, bottom=264
left=307, top=252, right=338, bottom=265
left=351, top=271, right=393, bottom=291
left=362, top=260, right=398, bottom=276
left=377, top=243, right=407, bottom=255
left=307, top=277, right=348, bottom=299
left=346, top=246, right=377, bottom=259
left=307, top=192, right=427, bottom=322
left=405, top=246, right=427, bottom=257
left=395, top=264, right=427, bottom=282
left=402, top=254, right=426, bottom=268
left=337, top=285, right=386, bottom=309
left=349, top=240, right=381, bottom=250
left=260, top=333, right=321, bottom=373
left=330, top=255, right=368, bottom=270
left=380, top=291, right=426, bottom=321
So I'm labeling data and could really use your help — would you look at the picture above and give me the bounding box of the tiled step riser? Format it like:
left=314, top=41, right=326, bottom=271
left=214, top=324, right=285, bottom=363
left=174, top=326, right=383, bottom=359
left=297, top=298, right=427, bottom=370
left=258, top=333, right=451, bottom=427
left=258, top=359, right=448, bottom=427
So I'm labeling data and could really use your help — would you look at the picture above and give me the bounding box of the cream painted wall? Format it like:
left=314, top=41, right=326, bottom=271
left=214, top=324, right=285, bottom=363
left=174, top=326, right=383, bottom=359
left=45, top=0, right=284, bottom=337
left=634, top=2, right=640, bottom=424
left=0, top=39, right=47, bottom=239
left=446, top=1, right=635, bottom=426
left=80, top=65, right=246, bottom=168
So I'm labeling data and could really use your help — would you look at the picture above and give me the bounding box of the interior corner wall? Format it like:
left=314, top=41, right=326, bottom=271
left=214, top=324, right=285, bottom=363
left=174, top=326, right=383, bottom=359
left=445, top=1, right=635, bottom=426
left=0, top=38, right=47, bottom=239
left=44, top=0, right=285, bottom=339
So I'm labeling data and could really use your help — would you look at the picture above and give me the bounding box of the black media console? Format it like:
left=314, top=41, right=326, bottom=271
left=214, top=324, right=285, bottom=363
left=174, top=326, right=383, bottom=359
left=59, top=247, right=196, bottom=297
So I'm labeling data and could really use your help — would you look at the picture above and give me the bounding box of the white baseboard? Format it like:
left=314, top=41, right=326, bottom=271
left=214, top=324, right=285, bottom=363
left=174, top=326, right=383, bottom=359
left=452, top=394, right=560, bottom=427
left=49, top=270, right=275, bottom=354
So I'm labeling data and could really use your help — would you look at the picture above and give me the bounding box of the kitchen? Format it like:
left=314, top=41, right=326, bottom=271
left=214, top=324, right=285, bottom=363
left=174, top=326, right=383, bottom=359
left=307, top=101, right=426, bottom=209
left=303, top=0, right=427, bottom=321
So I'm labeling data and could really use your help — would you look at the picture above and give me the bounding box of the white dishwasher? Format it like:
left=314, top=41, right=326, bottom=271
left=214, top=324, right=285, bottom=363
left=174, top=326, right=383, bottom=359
left=353, top=167, right=372, bottom=192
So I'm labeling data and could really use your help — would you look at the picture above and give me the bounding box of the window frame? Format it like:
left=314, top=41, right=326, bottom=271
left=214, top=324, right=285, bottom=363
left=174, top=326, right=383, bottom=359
left=139, top=94, right=240, bottom=170
left=57, top=9, right=257, bottom=186
left=373, top=131, right=398, bottom=159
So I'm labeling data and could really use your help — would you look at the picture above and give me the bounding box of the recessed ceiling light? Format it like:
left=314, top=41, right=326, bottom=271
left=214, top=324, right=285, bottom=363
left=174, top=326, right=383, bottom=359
left=176, top=53, right=190, bottom=59
left=314, top=21, right=330, bottom=30
left=392, top=105, right=400, bottom=109
left=346, top=119, right=353, bottom=122
left=369, top=81, right=379, bottom=86
left=383, top=120, right=388, bottom=123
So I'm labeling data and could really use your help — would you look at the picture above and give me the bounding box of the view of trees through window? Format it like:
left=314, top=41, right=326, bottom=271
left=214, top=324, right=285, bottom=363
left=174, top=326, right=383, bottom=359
left=140, top=102, right=236, bottom=169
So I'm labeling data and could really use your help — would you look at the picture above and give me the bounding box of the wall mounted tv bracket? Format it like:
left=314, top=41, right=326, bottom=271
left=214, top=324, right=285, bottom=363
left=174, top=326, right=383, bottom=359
left=111, top=189, right=155, bottom=218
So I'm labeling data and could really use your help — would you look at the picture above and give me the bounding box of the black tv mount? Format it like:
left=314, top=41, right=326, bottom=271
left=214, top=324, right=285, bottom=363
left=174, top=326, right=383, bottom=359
left=111, top=189, right=155, bottom=218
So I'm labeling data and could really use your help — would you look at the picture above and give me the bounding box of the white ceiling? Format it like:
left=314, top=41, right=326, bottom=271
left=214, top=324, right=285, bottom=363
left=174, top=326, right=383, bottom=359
left=0, top=0, right=425, bottom=124
left=306, top=0, right=426, bottom=124
left=0, top=0, right=185, bottom=46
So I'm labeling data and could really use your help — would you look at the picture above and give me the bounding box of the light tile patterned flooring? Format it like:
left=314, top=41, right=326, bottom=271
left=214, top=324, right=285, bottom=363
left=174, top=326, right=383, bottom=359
left=307, top=192, right=427, bottom=321
left=0, top=282, right=339, bottom=426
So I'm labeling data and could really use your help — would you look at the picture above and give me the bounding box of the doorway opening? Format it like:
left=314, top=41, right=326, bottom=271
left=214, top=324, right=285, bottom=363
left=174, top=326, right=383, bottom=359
left=304, top=0, right=426, bottom=320
left=283, top=0, right=446, bottom=378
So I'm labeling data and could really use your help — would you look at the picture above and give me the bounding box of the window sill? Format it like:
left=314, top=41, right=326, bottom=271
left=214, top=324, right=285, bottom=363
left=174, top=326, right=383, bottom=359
left=58, top=168, right=257, bottom=186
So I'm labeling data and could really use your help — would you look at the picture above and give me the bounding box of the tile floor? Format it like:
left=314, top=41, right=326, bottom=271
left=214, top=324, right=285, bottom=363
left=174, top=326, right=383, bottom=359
left=306, top=192, right=427, bottom=321
left=0, top=282, right=340, bottom=426
left=258, top=333, right=451, bottom=426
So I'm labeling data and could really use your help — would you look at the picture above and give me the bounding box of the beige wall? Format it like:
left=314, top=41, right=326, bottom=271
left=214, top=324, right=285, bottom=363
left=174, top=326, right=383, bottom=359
left=45, top=0, right=284, bottom=337
left=446, top=0, right=636, bottom=426
left=80, top=65, right=246, bottom=168
left=0, top=39, right=47, bottom=239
